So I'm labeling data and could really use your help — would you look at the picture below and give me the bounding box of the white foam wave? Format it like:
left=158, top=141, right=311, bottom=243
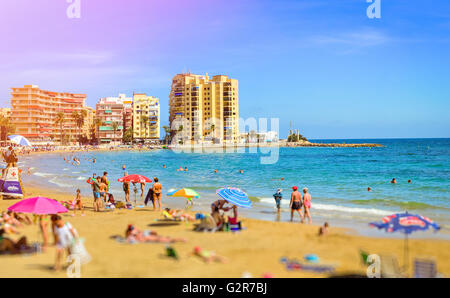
left=49, top=177, right=73, bottom=188
left=33, top=172, right=55, bottom=178
left=258, top=198, right=392, bottom=216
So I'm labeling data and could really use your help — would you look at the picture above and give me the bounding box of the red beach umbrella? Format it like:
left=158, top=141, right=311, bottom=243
left=117, top=174, right=152, bottom=183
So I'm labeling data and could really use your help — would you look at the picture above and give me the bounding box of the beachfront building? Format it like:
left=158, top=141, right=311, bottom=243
left=132, top=93, right=160, bottom=141
left=239, top=131, right=279, bottom=144
left=169, top=73, right=239, bottom=144
left=95, top=94, right=129, bottom=144
left=82, top=106, right=95, bottom=139
left=10, top=85, right=86, bottom=144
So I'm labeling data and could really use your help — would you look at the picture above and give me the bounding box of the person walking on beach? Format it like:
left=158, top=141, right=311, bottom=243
left=122, top=172, right=130, bottom=203
left=302, top=188, right=312, bottom=224
left=51, top=215, right=78, bottom=271
left=273, top=188, right=283, bottom=215
left=289, top=186, right=304, bottom=223
left=152, top=177, right=162, bottom=210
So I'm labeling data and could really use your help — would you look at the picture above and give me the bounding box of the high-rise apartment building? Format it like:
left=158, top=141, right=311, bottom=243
left=169, top=73, right=239, bottom=144
left=10, top=85, right=86, bottom=144
left=132, top=93, right=160, bottom=140
left=82, top=106, right=95, bottom=139
left=95, top=94, right=129, bottom=144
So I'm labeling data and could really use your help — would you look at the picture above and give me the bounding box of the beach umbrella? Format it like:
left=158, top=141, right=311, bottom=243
left=369, top=211, right=440, bottom=270
left=117, top=174, right=152, bottom=183
left=167, top=188, right=200, bottom=199
left=8, top=135, right=32, bottom=147
left=8, top=196, right=68, bottom=215
left=216, top=187, right=252, bottom=208
left=117, top=174, right=152, bottom=205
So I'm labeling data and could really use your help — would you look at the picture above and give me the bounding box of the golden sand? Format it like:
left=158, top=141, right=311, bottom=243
left=1, top=186, right=449, bottom=278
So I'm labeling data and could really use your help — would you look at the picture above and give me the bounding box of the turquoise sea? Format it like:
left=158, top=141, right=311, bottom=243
left=18, top=138, right=450, bottom=239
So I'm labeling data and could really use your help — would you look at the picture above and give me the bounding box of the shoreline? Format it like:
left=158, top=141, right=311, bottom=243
left=1, top=184, right=450, bottom=277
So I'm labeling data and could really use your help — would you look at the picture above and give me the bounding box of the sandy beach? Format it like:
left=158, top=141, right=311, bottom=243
left=1, top=185, right=449, bottom=278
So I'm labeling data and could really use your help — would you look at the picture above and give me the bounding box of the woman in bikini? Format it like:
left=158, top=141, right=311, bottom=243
left=72, top=189, right=84, bottom=216
left=303, top=187, right=312, bottom=224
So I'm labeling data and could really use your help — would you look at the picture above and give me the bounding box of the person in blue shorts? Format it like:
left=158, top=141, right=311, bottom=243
left=273, top=188, right=283, bottom=214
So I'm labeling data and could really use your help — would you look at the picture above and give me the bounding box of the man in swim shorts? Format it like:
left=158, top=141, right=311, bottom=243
left=152, top=177, right=162, bottom=211
left=92, top=176, right=101, bottom=212
left=290, top=186, right=304, bottom=223
left=122, top=172, right=130, bottom=203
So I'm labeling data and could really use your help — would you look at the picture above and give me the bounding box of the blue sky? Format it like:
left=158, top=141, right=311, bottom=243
left=1, top=0, right=449, bottom=139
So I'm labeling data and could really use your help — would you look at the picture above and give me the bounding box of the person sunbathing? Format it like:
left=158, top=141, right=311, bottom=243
left=192, top=246, right=227, bottom=263
left=164, top=208, right=195, bottom=221
left=125, top=225, right=186, bottom=244
left=0, top=229, right=30, bottom=254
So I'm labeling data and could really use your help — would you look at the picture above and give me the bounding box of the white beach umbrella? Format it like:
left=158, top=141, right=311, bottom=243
left=8, top=135, right=32, bottom=146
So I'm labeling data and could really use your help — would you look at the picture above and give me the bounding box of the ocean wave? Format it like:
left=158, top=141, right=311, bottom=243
left=350, top=198, right=448, bottom=211
left=49, top=177, right=73, bottom=188
left=258, top=198, right=392, bottom=216
left=33, top=172, right=55, bottom=178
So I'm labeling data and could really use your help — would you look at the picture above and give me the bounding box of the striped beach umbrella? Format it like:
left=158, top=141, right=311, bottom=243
left=216, top=187, right=252, bottom=208
left=167, top=188, right=200, bottom=199
left=370, top=211, right=440, bottom=270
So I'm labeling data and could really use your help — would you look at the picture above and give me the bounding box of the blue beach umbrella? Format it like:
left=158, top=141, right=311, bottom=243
left=216, top=187, right=252, bottom=208
left=8, top=135, right=32, bottom=146
left=370, top=211, right=440, bottom=270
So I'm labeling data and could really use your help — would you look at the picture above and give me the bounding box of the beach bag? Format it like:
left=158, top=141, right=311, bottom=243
left=70, top=238, right=91, bottom=265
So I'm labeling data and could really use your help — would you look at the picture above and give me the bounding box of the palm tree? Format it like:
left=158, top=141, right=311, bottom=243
left=93, top=117, right=103, bottom=142
left=162, top=125, right=171, bottom=144
left=72, top=111, right=85, bottom=145
left=111, top=121, right=120, bottom=145
left=141, top=115, right=149, bottom=139
left=0, top=115, right=16, bottom=139
left=55, top=112, right=65, bottom=145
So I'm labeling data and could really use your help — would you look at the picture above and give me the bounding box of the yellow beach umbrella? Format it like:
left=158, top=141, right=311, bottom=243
left=167, top=188, right=200, bottom=199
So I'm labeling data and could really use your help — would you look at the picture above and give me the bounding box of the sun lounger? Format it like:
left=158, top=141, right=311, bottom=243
left=380, top=255, right=405, bottom=278
left=414, top=259, right=437, bottom=278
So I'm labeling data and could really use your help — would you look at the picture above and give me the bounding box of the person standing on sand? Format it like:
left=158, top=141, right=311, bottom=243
left=140, top=182, right=146, bottom=201
left=273, top=188, right=283, bottom=214
left=122, top=172, right=130, bottom=203
left=92, top=176, right=102, bottom=212
left=302, top=187, right=312, bottom=224
left=289, top=186, right=304, bottom=223
left=152, top=177, right=162, bottom=210
left=101, top=171, right=109, bottom=196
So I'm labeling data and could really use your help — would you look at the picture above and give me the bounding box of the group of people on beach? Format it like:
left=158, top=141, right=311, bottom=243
left=273, top=186, right=312, bottom=224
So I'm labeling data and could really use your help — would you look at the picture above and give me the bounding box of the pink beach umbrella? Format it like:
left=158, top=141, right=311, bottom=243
left=8, top=196, right=68, bottom=215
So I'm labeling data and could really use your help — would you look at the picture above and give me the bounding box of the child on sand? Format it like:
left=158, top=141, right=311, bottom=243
left=72, top=189, right=84, bottom=216
left=318, top=222, right=329, bottom=236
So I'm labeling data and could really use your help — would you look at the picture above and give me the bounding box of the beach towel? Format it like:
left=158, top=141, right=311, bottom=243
left=145, top=188, right=154, bottom=206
